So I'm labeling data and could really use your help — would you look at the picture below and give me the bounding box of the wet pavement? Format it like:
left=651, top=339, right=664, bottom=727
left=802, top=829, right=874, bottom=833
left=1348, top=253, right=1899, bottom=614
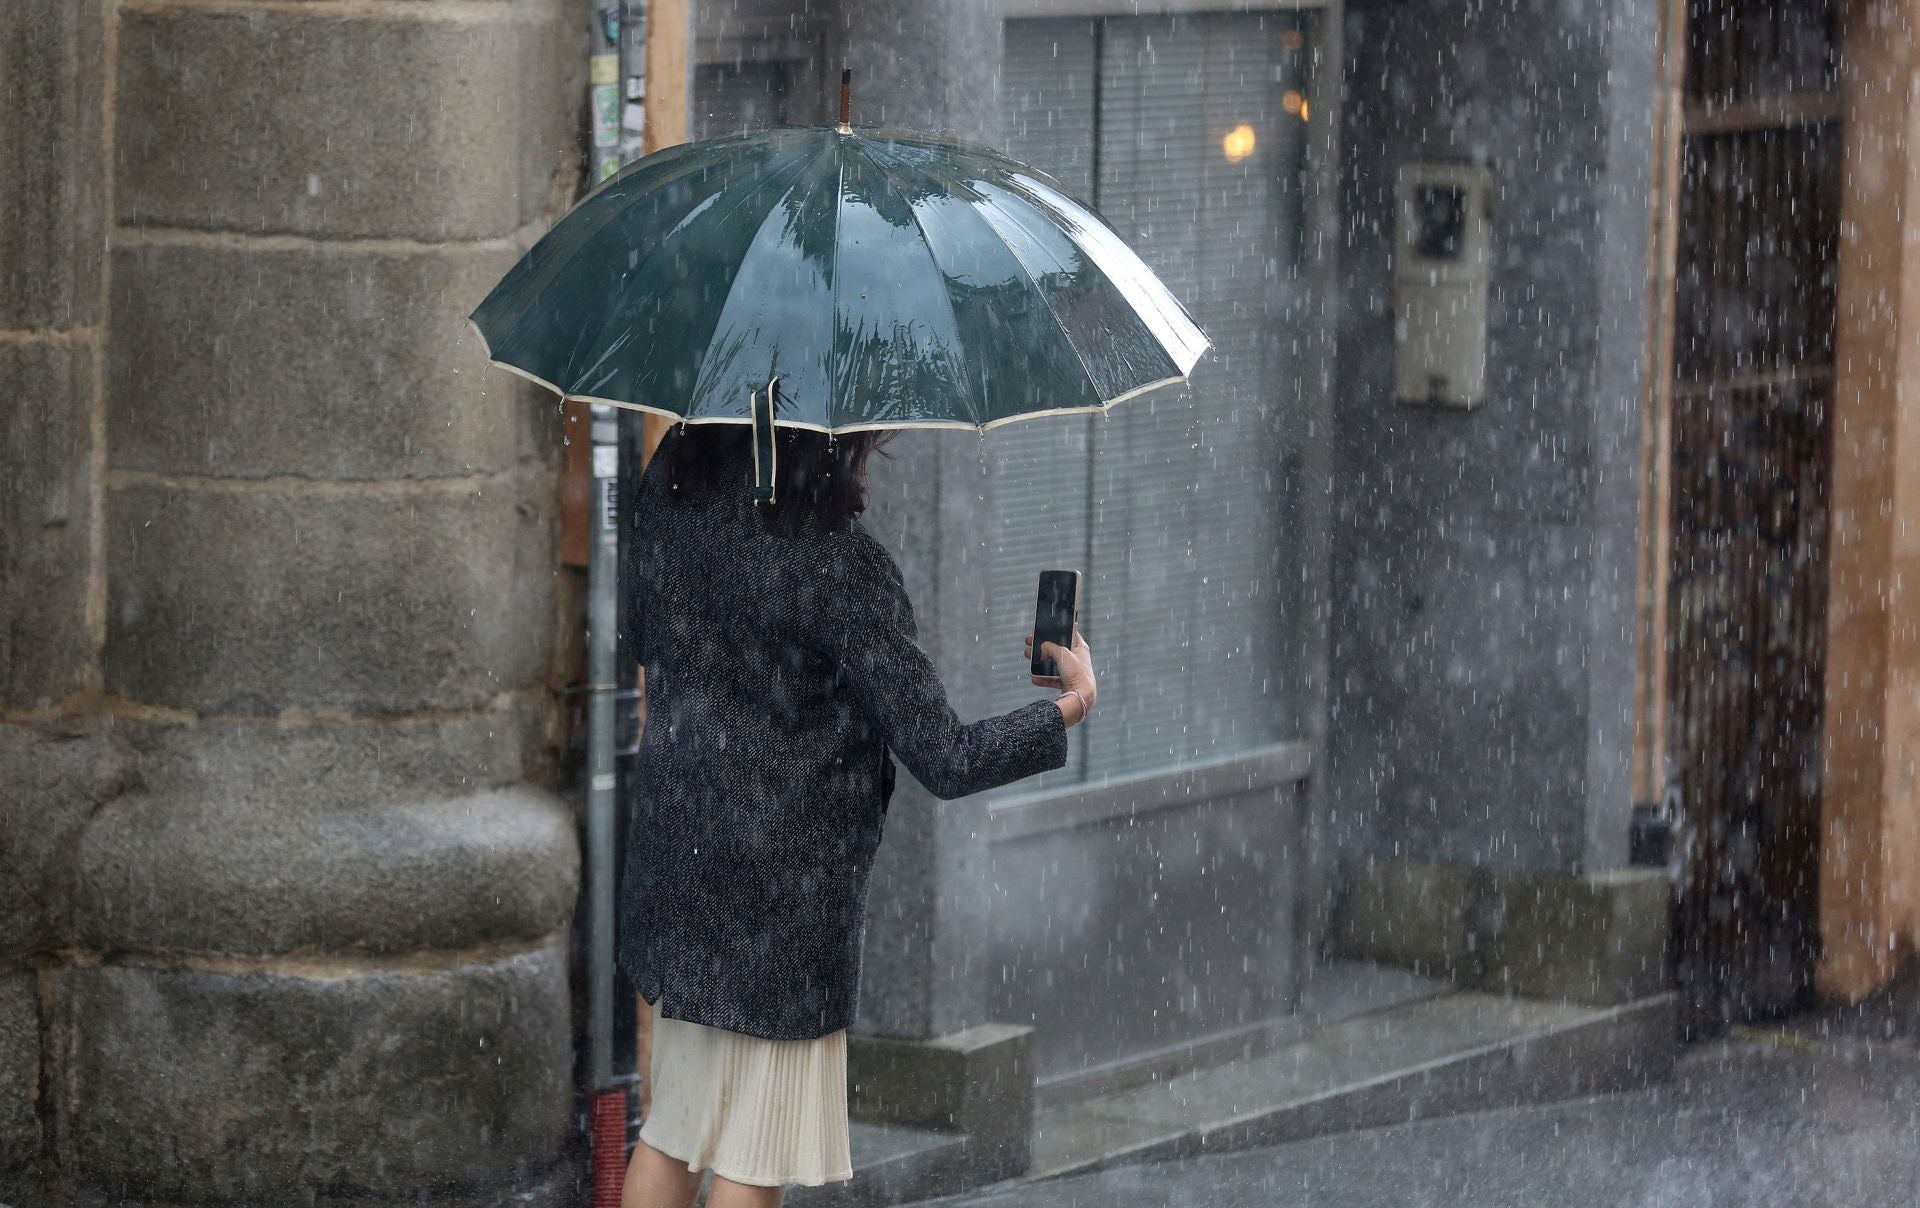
left=932, top=978, right=1920, bottom=1208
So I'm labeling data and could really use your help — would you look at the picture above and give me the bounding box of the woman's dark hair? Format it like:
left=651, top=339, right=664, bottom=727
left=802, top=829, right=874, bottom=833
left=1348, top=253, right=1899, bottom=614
left=653, top=421, right=896, bottom=537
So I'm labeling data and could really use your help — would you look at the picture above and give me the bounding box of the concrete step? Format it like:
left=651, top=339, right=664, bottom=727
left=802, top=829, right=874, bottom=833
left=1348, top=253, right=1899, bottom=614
left=784, top=1122, right=971, bottom=1208
left=1294, top=959, right=1456, bottom=1031
left=791, top=959, right=1451, bottom=1207
left=1024, top=990, right=1678, bottom=1181
left=1034, top=959, right=1451, bottom=1110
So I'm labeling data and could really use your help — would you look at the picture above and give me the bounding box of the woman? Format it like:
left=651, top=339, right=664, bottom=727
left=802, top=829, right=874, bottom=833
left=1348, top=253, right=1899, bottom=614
left=618, top=421, right=1098, bottom=1208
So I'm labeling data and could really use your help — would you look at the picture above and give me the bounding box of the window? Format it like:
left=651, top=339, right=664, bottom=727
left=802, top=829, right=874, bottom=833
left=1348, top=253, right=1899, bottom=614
left=989, top=12, right=1320, bottom=785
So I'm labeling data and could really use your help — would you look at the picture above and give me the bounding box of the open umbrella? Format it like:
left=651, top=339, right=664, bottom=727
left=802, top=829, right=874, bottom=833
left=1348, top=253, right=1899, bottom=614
left=469, top=82, right=1208, bottom=500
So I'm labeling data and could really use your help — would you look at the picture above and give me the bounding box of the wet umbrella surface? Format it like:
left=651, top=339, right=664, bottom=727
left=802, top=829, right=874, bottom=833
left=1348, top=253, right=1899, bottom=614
left=467, top=125, right=1210, bottom=454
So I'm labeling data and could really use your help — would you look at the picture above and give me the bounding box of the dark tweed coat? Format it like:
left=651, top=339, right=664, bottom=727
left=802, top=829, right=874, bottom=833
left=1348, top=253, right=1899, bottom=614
left=618, top=428, right=1069, bottom=1040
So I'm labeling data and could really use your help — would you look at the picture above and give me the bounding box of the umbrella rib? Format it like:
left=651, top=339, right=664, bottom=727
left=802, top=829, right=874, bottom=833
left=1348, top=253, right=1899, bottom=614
left=824, top=139, right=848, bottom=428
left=570, top=145, right=819, bottom=401
left=473, top=149, right=742, bottom=373
left=862, top=141, right=988, bottom=428
left=987, top=182, right=1181, bottom=391
left=903, top=150, right=1111, bottom=414
left=969, top=179, right=1172, bottom=397
left=988, top=169, right=1205, bottom=376
left=680, top=140, right=844, bottom=419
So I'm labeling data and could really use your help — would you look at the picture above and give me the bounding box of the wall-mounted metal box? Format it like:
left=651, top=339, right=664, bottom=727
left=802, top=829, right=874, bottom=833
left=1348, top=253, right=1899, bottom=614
left=1394, top=162, right=1492, bottom=408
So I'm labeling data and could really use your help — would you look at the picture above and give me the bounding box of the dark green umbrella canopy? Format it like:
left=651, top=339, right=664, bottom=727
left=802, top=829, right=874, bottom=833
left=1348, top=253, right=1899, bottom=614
left=469, top=126, right=1208, bottom=434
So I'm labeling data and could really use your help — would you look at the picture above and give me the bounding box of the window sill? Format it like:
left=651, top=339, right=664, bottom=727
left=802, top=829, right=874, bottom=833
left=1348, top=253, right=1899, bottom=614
left=986, top=740, right=1312, bottom=842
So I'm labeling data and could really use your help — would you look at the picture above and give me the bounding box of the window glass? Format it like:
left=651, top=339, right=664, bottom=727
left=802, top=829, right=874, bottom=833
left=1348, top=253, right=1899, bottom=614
left=990, top=12, right=1319, bottom=786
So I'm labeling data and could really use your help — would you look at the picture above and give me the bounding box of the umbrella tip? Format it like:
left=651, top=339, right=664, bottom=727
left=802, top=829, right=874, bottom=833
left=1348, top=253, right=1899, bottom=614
left=838, top=68, right=852, bottom=134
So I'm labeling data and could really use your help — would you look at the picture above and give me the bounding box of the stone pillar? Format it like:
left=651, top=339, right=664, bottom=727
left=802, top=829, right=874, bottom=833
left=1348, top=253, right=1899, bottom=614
left=824, top=0, right=1005, bottom=1046
left=1, top=0, right=586, bottom=1203
left=819, top=0, right=1034, bottom=1183
left=1, top=2, right=110, bottom=1192
left=1820, top=0, right=1920, bottom=1001
left=1323, top=0, right=1669, bottom=1006
left=1580, top=0, right=1661, bottom=873
left=1327, top=0, right=1655, bottom=876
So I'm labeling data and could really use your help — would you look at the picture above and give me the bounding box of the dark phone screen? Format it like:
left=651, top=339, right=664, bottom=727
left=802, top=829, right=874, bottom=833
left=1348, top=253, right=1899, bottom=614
left=1030, top=570, right=1079, bottom=679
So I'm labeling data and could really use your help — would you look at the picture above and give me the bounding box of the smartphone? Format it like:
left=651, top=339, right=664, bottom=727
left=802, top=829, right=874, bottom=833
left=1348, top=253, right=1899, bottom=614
left=1030, top=570, right=1081, bottom=681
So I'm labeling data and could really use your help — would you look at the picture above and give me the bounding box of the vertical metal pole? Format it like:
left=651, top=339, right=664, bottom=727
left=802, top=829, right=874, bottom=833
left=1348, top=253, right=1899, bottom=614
left=584, top=17, right=630, bottom=1195
left=587, top=407, right=620, bottom=1094
left=591, top=3, right=671, bottom=1193
left=583, top=0, right=626, bottom=1122
left=587, top=390, right=624, bottom=1206
left=584, top=0, right=635, bottom=1107
left=612, top=0, right=650, bottom=908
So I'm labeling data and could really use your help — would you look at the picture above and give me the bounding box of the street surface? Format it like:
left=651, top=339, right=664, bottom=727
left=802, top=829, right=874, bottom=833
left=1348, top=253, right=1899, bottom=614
left=936, top=982, right=1920, bottom=1207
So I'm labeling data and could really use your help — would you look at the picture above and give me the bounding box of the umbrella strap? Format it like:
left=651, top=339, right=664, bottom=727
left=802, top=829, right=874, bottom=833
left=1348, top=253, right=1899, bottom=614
left=750, top=375, right=778, bottom=504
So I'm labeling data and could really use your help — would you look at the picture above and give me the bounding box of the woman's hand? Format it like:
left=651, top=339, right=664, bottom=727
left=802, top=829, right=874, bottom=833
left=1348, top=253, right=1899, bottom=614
left=1025, top=629, right=1097, bottom=725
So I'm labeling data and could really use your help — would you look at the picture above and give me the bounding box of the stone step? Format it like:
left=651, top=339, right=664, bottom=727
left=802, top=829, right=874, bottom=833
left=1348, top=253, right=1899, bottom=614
left=1023, top=990, right=1678, bottom=1182
left=1034, top=959, right=1451, bottom=1110
left=787, top=962, right=1448, bottom=1206
left=783, top=1122, right=971, bottom=1208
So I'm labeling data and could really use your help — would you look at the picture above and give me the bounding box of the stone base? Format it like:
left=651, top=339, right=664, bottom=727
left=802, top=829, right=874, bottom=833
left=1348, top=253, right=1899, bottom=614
left=0, top=719, right=581, bottom=1207
left=0, top=968, right=41, bottom=1196
left=1481, top=867, right=1672, bottom=1003
left=1333, top=857, right=1670, bottom=1005
left=48, top=937, right=574, bottom=1204
left=847, top=1022, right=1033, bottom=1185
left=1329, top=856, right=1486, bottom=982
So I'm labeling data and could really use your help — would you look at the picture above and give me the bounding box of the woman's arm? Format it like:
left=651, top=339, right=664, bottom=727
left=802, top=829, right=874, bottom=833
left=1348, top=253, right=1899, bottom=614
left=820, top=528, right=1068, bottom=800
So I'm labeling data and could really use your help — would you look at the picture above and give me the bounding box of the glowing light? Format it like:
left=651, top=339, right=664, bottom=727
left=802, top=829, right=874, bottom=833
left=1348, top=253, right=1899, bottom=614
left=1283, top=90, right=1305, bottom=115
left=1222, top=123, right=1257, bottom=162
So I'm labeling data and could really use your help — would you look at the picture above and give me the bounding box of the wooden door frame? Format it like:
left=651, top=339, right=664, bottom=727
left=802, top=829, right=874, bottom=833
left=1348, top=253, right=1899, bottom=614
left=1636, top=0, right=1920, bottom=1004
left=1631, top=0, right=1688, bottom=812
left=1817, top=0, right=1920, bottom=1001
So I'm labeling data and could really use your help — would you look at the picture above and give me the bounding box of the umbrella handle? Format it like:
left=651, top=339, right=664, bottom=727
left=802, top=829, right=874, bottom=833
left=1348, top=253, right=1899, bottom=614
left=750, top=375, right=778, bottom=505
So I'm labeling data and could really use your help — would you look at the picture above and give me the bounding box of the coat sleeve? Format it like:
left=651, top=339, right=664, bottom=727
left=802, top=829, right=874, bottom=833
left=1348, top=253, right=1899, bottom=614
left=819, top=526, right=1069, bottom=801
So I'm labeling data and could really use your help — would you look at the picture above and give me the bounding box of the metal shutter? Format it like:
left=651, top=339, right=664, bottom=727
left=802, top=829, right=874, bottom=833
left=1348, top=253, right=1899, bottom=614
left=994, top=13, right=1309, bottom=783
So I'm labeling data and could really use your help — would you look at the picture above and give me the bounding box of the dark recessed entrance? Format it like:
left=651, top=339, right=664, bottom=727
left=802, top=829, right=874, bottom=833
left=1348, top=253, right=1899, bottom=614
left=1661, top=0, right=1841, bottom=1036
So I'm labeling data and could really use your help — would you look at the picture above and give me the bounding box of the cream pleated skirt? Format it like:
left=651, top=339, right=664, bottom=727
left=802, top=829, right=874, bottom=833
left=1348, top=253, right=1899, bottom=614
left=637, top=996, right=854, bottom=1188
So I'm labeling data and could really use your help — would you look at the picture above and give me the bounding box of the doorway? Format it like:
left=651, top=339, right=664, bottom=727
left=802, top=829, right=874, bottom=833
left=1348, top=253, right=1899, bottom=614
left=1656, top=0, right=1840, bottom=1034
